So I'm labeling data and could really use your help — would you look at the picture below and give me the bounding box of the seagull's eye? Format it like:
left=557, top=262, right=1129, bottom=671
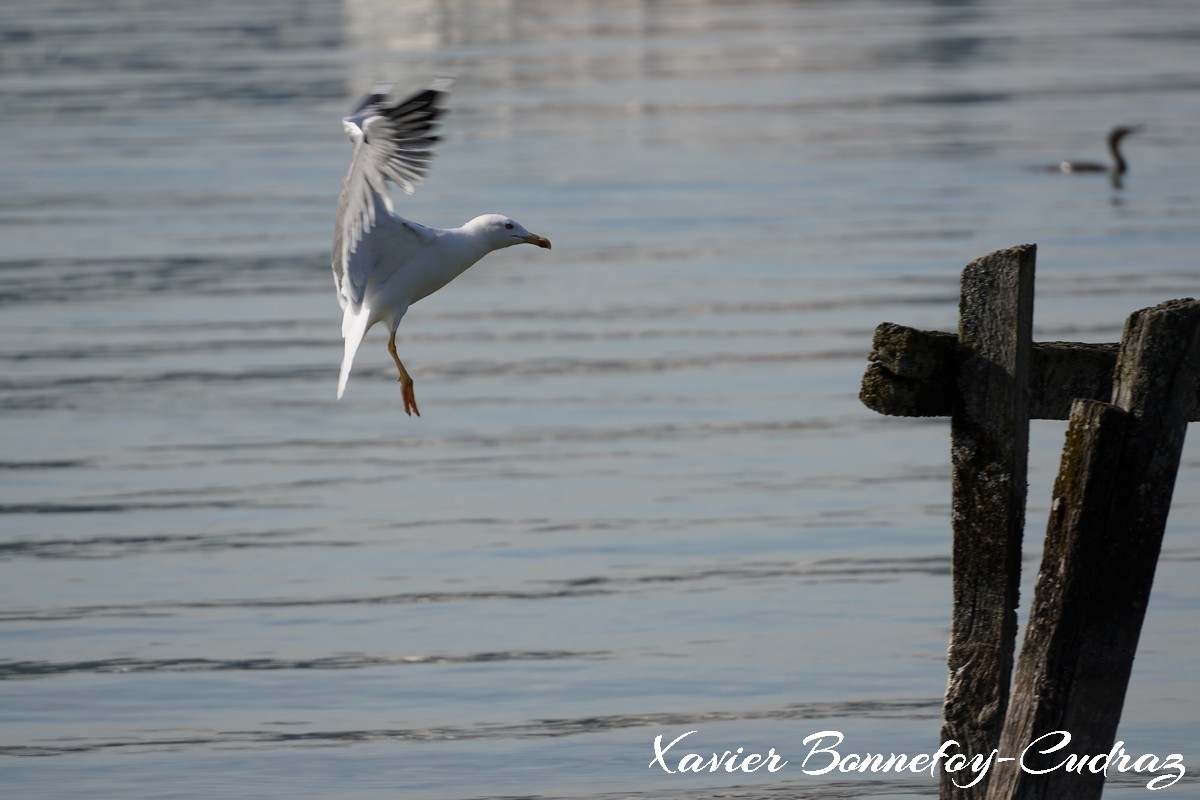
left=504, top=222, right=514, bottom=230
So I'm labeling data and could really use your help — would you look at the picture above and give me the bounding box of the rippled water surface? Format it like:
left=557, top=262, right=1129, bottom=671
left=2, top=1, right=1199, bottom=798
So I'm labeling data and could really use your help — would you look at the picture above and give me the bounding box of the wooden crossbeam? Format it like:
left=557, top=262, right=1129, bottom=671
left=860, top=323, right=1200, bottom=421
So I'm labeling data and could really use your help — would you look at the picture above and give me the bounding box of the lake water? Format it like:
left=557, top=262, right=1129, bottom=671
left=2, top=0, right=1199, bottom=798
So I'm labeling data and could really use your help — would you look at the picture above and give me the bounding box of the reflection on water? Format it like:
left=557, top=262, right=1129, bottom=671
left=2, top=0, right=1199, bottom=798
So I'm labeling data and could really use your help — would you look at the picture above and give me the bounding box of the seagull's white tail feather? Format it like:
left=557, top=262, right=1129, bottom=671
left=337, top=307, right=373, bottom=400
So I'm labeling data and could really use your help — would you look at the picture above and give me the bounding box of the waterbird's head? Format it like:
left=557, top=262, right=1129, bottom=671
left=470, top=214, right=552, bottom=251
left=1109, top=125, right=1143, bottom=144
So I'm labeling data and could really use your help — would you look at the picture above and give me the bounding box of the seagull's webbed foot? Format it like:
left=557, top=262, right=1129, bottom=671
left=399, top=376, right=420, bottom=417
left=387, top=330, right=421, bottom=417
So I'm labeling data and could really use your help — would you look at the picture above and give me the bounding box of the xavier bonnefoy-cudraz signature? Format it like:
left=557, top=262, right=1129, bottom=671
left=649, top=729, right=1186, bottom=791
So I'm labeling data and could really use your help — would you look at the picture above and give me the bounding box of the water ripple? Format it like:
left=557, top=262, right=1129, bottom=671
left=0, top=649, right=604, bottom=680
left=0, top=556, right=948, bottom=623
left=0, top=696, right=939, bottom=757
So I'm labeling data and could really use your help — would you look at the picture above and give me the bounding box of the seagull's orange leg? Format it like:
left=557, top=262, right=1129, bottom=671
left=387, top=330, right=420, bottom=417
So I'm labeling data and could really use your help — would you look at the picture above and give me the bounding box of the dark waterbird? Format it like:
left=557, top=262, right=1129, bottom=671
left=1051, top=125, right=1143, bottom=186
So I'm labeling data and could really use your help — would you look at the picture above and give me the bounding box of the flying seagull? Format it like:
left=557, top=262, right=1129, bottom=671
left=332, top=79, right=551, bottom=415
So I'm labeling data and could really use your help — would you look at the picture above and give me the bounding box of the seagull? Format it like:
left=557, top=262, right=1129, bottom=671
left=332, top=79, right=552, bottom=415
left=1054, top=125, right=1143, bottom=183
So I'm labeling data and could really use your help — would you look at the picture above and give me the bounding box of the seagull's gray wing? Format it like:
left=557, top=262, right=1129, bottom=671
left=333, top=78, right=452, bottom=312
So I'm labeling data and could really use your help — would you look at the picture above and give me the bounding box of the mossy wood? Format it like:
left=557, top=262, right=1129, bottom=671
left=857, top=244, right=1198, bottom=800
left=861, top=327, right=1198, bottom=421
left=939, top=244, right=1035, bottom=800
left=986, top=300, right=1200, bottom=800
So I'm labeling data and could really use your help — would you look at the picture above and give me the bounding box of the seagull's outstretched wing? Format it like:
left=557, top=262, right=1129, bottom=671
left=333, top=78, right=452, bottom=312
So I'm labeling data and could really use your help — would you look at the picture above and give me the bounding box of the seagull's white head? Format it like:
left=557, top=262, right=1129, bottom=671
left=468, top=214, right=552, bottom=251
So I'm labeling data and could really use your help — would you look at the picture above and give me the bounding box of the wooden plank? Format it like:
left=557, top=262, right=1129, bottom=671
left=986, top=299, right=1200, bottom=800
left=860, top=325, right=958, bottom=417
left=1028, top=341, right=1121, bottom=420
left=985, top=399, right=1129, bottom=800
left=861, top=324, right=1197, bottom=420
left=941, top=244, right=1036, bottom=800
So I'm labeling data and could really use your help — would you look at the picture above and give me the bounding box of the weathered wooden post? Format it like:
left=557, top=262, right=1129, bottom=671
left=941, top=245, right=1036, bottom=800
left=860, top=244, right=1199, bottom=800
left=985, top=299, right=1200, bottom=800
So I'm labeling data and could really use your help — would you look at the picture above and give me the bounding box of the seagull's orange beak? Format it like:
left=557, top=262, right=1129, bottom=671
left=523, top=233, right=552, bottom=250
